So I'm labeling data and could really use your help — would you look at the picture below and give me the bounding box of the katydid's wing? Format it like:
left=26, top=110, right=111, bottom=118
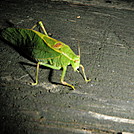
left=39, top=35, right=78, bottom=61
left=1, top=28, right=61, bottom=61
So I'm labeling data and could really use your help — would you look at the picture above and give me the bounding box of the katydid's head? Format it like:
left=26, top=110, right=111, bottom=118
left=72, top=55, right=80, bottom=71
left=72, top=43, right=81, bottom=71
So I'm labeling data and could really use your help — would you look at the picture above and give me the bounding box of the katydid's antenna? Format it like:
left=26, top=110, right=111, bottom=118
left=78, top=40, right=80, bottom=57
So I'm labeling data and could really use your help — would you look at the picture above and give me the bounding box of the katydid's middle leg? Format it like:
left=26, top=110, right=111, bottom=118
left=31, top=62, right=61, bottom=85
left=31, top=62, right=40, bottom=85
left=61, top=66, right=75, bottom=90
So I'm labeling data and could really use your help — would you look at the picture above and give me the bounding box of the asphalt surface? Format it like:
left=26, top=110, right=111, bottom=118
left=0, top=0, right=134, bottom=134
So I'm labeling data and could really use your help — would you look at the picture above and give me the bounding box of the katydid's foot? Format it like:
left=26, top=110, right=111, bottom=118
left=31, top=82, right=38, bottom=86
left=85, top=79, right=91, bottom=83
left=61, top=81, right=75, bottom=90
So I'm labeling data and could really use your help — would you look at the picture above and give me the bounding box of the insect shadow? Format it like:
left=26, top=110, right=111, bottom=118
left=19, top=61, right=62, bottom=85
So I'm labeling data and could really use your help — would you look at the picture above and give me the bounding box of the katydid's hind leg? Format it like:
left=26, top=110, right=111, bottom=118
left=80, top=64, right=91, bottom=82
left=38, top=21, right=48, bottom=36
left=31, top=62, right=40, bottom=85
left=61, top=66, right=75, bottom=90
left=31, top=21, right=48, bottom=36
left=31, top=23, right=38, bottom=30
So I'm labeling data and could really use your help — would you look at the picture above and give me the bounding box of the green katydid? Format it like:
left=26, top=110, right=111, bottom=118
left=1, top=21, right=91, bottom=89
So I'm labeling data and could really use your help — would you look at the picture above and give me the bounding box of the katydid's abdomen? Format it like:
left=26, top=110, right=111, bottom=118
left=1, top=28, right=62, bottom=63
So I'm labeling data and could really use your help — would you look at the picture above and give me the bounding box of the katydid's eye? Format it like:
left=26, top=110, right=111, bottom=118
left=74, top=60, right=79, bottom=63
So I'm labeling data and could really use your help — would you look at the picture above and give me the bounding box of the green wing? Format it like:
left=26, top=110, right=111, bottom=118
left=1, top=27, right=78, bottom=65
left=34, top=30, right=78, bottom=61
left=1, top=28, right=61, bottom=62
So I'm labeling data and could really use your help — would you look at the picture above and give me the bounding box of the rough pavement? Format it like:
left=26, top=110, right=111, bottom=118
left=0, top=0, right=134, bottom=134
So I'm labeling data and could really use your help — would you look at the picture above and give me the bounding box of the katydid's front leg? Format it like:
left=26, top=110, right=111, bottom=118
left=80, top=64, right=91, bottom=82
left=61, top=66, right=75, bottom=90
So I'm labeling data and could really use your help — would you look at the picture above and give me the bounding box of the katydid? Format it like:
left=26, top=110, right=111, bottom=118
left=1, top=21, right=91, bottom=89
